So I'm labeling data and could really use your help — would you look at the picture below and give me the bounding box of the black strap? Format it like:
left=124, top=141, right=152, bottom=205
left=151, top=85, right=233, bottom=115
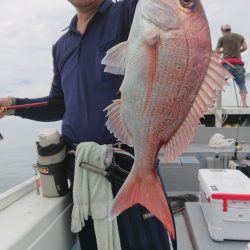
left=37, top=161, right=68, bottom=196
left=37, top=161, right=64, bottom=175
left=36, top=137, right=65, bottom=157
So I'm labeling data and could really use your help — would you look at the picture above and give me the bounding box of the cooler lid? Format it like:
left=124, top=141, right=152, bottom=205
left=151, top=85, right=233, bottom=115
left=198, top=169, right=250, bottom=198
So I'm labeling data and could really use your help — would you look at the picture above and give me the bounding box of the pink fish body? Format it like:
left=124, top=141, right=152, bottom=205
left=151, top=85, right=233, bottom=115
left=102, top=0, right=231, bottom=239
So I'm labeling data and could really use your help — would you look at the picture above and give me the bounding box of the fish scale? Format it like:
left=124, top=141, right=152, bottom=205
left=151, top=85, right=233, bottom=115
left=102, top=0, right=232, bottom=240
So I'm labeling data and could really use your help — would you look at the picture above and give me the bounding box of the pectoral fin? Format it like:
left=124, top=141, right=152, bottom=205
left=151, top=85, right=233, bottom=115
left=101, top=41, right=128, bottom=75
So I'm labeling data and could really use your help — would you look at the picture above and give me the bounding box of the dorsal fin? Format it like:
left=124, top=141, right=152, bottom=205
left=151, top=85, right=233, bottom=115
left=101, top=41, right=128, bottom=75
left=163, top=51, right=232, bottom=161
left=104, top=99, right=133, bottom=146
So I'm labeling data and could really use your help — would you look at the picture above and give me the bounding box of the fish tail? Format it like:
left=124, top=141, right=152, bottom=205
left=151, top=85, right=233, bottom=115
left=111, top=170, right=176, bottom=239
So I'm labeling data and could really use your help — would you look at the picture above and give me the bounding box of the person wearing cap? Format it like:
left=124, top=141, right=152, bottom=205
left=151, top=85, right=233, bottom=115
left=0, top=0, right=176, bottom=249
left=216, top=24, right=248, bottom=107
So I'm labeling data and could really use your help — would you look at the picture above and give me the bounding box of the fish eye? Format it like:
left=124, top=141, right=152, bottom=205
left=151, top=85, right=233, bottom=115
left=179, top=0, right=194, bottom=9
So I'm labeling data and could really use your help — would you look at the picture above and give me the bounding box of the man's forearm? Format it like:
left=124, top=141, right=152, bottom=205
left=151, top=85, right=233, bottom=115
left=14, top=97, right=65, bottom=122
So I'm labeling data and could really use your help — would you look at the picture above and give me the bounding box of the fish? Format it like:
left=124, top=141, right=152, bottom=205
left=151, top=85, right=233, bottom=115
left=101, top=0, right=231, bottom=240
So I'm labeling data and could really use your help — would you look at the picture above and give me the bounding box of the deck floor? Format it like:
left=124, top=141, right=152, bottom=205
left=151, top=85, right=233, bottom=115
left=182, top=202, right=249, bottom=250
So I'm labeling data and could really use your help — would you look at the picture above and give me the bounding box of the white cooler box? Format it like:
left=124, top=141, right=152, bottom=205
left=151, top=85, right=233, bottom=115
left=198, top=169, right=250, bottom=241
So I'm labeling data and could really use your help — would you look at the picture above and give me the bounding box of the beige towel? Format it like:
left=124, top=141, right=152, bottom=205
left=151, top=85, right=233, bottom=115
left=71, top=142, right=121, bottom=250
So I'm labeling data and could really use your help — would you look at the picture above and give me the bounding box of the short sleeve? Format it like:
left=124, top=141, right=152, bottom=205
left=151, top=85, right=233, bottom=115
left=216, top=37, right=223, bottom=50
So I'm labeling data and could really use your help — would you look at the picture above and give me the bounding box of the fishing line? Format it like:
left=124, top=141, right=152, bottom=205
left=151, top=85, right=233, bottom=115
left=232, top=49, right=250, bottom=143
left=231, top=77, right=244, bottom=160
left=232, top=78, right=240, bottom=108
left=232, top=79, right=240, bottom=141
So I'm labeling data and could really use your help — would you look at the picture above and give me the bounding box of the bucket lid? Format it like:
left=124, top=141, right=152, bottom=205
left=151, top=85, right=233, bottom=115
left=38, top=128, right=60, bottom=147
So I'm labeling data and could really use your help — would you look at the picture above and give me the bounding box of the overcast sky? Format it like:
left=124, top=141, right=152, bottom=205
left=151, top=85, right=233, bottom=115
left=0, top=0, right=249, bottom=98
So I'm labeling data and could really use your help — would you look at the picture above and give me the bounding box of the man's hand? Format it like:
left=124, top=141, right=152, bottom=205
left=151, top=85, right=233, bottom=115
left=215, top=47, right=223, bottom=55
left=241, top=39, right=248, bottom=53
left=0, top=97, right=12, bottom=119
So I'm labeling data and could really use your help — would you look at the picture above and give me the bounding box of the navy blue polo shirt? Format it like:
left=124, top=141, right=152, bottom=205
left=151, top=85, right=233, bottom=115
left=15, top=0, right=137, bottom=144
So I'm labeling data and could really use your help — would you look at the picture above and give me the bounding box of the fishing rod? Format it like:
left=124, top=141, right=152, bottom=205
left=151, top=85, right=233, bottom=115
left=232, top=78, right=241, bottom=160
left=231, top=52, right=250, bottom=160
left=0, top=101, right=48, bottom=141
left=0, top=99, right=63, bottom=140
left=0, top=101, right=48, bottom=112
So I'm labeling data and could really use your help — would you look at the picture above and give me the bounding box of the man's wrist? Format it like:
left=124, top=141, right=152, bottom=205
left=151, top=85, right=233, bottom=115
left=6, top=96, right=16, bottom=115
left=8, top=96, right=16, bottom=106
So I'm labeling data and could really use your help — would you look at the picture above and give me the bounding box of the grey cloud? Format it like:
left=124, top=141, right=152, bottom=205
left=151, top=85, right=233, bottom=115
left=0, top=0, right=250, bottom=98
left=0, top=0, right=74, bottom=97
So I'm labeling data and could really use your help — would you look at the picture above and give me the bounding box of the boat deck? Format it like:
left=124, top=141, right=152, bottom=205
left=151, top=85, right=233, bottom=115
left=175, top=202, right=249, bottom=250
left=0, top=179, right=76, bottom=250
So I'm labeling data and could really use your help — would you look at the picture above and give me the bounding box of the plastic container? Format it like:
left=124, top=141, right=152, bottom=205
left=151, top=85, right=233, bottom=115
left=199, top=169, right=250, bottom=241
left=37, top=128, right=68, bottom=197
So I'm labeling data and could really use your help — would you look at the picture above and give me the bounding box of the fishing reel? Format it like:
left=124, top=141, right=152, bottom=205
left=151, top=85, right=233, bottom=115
left=232, top=140, right=246, bottom=160
left=235, top=140, right=246, bottom=151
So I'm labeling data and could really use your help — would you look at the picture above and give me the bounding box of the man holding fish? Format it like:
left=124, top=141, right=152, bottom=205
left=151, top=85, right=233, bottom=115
left=0, top=0, right=232, bottom=249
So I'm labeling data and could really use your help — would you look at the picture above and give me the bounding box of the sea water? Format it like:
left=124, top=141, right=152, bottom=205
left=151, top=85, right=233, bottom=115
left=0, top=117, right=60, bottom=193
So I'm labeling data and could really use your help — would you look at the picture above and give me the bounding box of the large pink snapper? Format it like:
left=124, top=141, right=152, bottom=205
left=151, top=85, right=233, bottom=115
left=102, top=0, right=231, bottom=239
